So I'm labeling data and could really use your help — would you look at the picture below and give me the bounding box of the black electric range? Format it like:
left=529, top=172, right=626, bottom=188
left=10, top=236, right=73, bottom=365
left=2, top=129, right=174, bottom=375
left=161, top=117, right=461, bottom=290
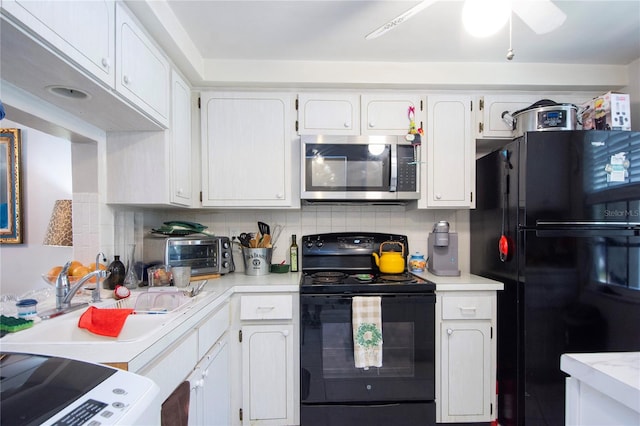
left=300, top=232, right=437, bottom=426
left=300, top=232, right=435, bottom=294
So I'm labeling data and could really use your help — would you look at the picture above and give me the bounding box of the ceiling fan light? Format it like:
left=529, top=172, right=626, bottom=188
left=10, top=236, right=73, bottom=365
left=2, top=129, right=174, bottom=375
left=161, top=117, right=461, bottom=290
left=462, top=0, right=511, bottom=38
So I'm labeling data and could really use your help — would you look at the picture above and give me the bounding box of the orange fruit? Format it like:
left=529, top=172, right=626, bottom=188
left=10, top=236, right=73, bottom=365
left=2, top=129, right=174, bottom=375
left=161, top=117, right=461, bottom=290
left=87, top=262, right=107, bottom=271
left=87, top=262, right=107, bottom=283
left=67, top=261, right=85, bottom=276
left=46, top=265, right=63, bottom=283
left=71, top=266, right=90, bottom=277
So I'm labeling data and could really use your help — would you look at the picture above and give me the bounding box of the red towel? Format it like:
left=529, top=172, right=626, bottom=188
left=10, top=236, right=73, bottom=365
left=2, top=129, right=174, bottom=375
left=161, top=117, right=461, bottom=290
left=78, top=306, right=134, bottom=337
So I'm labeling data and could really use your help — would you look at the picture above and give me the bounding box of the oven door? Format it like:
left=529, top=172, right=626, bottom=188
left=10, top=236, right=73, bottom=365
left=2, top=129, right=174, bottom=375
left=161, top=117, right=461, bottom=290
left=300, top=293, right=435, bottom=404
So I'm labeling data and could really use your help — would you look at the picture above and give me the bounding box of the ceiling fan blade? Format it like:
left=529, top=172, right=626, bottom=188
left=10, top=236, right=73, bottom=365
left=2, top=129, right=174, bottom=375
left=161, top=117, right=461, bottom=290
left=365, top=0, right=438, bottom=40
left=511, top=0, right=566, bottom=34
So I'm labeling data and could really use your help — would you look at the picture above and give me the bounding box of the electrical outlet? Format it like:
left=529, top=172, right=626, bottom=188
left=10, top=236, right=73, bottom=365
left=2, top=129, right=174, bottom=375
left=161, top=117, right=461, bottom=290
left=230, top=229, right=240, bottom=240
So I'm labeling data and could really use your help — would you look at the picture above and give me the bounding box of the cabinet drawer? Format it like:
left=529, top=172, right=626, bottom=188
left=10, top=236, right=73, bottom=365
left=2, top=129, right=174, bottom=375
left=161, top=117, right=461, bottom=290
left=139, top=330, right=198, bottom=403
left=442, top=296, right=493, bottom=320
left=198, top=302, right=230, bottom=359
left=240, top=294, right=293, bottom=320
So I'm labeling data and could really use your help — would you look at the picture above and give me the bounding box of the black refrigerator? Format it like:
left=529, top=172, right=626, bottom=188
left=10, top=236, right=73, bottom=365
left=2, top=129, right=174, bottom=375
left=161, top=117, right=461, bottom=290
left=470, top=130, right=640, bottom=426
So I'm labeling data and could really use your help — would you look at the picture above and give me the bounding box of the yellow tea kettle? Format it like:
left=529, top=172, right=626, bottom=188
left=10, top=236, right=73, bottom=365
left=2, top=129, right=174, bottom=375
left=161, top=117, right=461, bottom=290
left=372, top=241, right=406, bottom=274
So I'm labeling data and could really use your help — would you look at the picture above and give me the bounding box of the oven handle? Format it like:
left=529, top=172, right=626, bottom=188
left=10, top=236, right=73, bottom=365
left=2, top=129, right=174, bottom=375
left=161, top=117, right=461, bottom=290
left=301, top=294, right=436, bottom=302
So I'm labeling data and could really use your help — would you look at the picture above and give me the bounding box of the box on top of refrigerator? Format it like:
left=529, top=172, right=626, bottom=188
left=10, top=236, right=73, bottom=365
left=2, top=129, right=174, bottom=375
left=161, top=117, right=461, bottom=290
left=581, top=92, right=631, bottom=131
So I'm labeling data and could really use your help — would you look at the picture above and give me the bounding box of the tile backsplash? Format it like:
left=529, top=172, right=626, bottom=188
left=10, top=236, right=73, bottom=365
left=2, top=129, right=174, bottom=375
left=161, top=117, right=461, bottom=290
left=112, top=205, right=471, bottom=273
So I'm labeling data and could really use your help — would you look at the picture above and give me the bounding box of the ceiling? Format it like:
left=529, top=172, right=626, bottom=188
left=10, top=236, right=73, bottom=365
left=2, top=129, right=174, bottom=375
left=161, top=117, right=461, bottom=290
left=160, top=0, right=639, bottom=65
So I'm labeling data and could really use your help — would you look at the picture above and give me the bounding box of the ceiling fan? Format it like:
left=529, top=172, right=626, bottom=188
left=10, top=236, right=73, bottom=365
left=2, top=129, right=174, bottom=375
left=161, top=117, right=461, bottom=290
left=365, top=0, right=567, bottom=40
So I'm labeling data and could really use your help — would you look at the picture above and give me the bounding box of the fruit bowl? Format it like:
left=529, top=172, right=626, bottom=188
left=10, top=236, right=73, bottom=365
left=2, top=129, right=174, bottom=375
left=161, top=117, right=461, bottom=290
left=42, top=274, right=82, bottom=286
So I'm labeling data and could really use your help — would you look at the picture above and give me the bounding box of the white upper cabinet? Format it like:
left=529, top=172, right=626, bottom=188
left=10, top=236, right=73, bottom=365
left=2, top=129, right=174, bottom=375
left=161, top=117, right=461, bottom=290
left=475, top=95, right=543, bottom=139
left=1, top=0, right=115, bottom=87
left=106, top=69, right=194, bottom=206
left=475, top=93, right=599, bottom=139
left=297, top=93, right=425, bottom=136
left=201, top=92, right=299, bottom=208
left=115, top=2, right=170, bottom=127
left=361, top=94, right=425, bottom=135
left=420, top=95, right=475, bottom=209
left=297, top=93, right=360, bottom=135
left=170, top=70, right=193, bottom=206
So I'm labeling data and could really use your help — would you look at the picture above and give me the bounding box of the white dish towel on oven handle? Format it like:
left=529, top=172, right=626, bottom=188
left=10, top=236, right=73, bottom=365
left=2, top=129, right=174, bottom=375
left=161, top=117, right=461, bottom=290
left=352, top=296, right=383, bottom=369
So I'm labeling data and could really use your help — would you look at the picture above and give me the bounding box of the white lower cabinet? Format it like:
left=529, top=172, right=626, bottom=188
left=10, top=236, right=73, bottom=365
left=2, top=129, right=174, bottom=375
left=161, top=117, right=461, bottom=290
left=242, top=324, right=295, bottom=424
left=233, top=293, right=299, bottom=426
left=436, top=291, right=497, bottom=423
left=189, top=336, right=231, bottom=426
left=138, top=301, right=231, bottom=425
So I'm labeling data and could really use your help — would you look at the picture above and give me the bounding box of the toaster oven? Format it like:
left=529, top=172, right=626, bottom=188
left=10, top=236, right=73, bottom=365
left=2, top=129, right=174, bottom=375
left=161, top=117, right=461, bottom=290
left=142, top=235, right=234, bottom=276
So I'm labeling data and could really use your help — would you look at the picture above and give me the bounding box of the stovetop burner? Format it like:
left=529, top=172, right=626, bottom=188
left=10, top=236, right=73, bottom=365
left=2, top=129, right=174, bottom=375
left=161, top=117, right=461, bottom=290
left=301, top=271, right=435, bottom=294
left=310, top=271, right=349, bottom=284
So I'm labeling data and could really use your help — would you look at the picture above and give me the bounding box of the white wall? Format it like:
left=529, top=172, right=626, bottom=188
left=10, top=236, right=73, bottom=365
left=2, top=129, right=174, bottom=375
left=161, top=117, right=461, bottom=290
left=0, top=119, right=73, bottom=296
left=142, top=206, right=470, bottom=275
left=624, top=58, right=640, bottom=131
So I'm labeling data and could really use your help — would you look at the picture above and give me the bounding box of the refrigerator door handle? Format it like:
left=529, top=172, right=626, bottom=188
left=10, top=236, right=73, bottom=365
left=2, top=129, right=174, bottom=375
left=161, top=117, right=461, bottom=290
left=530, top=221, right=640, bottom=237
left=535, top=221, right=640, bottom=229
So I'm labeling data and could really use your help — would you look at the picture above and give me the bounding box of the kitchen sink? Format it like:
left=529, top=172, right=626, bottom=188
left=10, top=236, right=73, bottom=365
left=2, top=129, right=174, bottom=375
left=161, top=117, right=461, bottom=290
left=1, top=290, right=210, bottom=345
left=1, top=312, right=170, bottom=344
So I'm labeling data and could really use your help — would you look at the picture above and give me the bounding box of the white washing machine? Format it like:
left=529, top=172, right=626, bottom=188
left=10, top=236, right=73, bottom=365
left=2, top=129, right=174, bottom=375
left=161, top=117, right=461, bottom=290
left=0, top=352, right=160, bottom=425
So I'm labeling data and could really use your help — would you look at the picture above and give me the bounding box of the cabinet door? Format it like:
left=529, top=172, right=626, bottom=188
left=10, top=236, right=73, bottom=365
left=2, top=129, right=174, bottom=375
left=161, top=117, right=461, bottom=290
left=420, top=95, right=474, bottom=208
left=361, top=94, right=424, bottom=135
left=170, top=70, right=193, bottom=206
left=2, top=0, right=115, bottom=87
left=476, top=95, right=541, bottom=139
left=440, top=321, right=493, bottom=422
left=201, top=338, right=231, bottom=426
left=201, top=92, right=297, bottom=208
left=115, top=2, right=170, bottom=127
left=106, top=70, right=192, bottom=207
left=187, top=366, right=203, bottom=426
left=297, top=93, right=360, bottom=135
left=242, top=324, right=294, bottom=425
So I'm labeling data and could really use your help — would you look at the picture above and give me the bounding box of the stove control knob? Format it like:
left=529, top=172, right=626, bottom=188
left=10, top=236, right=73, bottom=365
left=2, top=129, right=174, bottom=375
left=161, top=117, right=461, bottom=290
left=316, top=241, right=324, bottom=248
left=305, top=241, right=314, bottom=249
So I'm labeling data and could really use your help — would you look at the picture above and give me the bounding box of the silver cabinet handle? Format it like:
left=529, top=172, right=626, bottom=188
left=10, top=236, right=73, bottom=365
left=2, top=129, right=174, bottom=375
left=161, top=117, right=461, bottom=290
left=256, top=306, right=275, bottom=311
left=282, top=330, right=289, bottom=337
left=447, top=328, right=453, bottom=335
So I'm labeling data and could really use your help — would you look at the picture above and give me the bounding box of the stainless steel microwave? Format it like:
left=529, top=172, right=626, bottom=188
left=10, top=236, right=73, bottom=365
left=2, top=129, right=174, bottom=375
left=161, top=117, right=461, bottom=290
left=143, top=235, right=234, bottom=276
left=301, top=135, right=420, bottom=201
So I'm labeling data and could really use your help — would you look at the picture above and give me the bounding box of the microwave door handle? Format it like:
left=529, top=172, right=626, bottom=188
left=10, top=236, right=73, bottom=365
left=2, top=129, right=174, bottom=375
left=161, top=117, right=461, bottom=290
left=390, top=144, right=397, bottom=192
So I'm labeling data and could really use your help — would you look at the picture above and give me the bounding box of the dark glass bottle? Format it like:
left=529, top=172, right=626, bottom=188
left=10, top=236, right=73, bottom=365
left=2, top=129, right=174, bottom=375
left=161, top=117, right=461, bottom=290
left=290, top=235, right=299, bottom=272
left=105, top=255, right=126, bottom=290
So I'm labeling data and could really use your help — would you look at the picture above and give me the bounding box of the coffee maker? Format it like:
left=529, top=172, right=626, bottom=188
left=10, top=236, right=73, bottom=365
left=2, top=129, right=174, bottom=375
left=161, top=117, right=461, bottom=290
left=427, top=221, right=460, bottom=276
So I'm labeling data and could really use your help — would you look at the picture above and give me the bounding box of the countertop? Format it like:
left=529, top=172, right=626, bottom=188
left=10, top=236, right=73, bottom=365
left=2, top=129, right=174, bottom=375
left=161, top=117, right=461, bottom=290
left=0, top=270, right=502, bottom=370
left=561, top=352, right=640, bottom=413
left=412, top=270, right=504, bottom=291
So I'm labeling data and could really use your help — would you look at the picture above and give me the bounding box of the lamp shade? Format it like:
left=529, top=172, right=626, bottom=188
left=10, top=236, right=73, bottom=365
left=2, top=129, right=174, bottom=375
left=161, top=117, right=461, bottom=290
left=43, top=199, right=73, bottom=246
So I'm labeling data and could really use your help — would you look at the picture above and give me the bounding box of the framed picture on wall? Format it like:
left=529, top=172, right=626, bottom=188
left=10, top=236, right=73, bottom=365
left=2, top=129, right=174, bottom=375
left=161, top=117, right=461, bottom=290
left=1, top=128, right=23, bottom=244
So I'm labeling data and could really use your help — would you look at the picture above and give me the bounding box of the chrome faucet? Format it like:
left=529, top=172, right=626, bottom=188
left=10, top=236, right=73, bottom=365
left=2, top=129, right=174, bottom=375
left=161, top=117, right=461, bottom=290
left=92, top=252, right=107, bottom=303
left=40, top=260, right=110, bottom=319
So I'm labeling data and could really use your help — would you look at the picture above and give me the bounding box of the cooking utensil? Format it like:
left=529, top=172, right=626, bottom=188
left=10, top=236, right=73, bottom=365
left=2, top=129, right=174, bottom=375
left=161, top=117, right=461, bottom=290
left=270, top=225, right=283, bottom=247
left=238, top=233, right=252, bottom=247
left=260, top=234, right=272, bottom=248
left=258, top=221, right=270, bottom=236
